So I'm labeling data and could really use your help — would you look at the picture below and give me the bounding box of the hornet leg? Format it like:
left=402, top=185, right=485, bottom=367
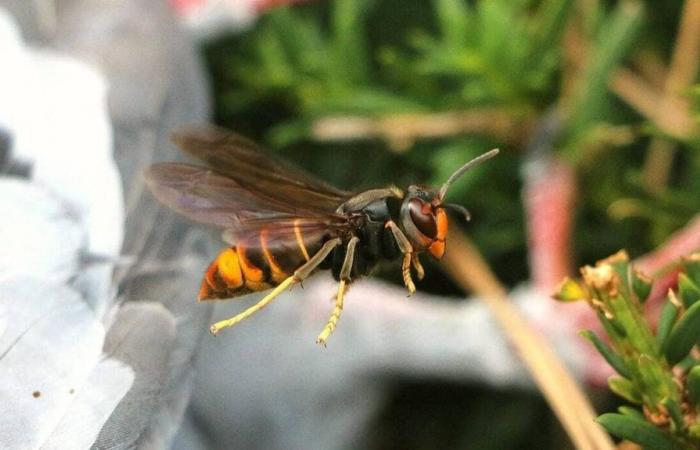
left=412, top=253, right=425, bottom=281
left=210, top=237, right=342, bottom=335
left=317, top=236, right=359, bottom=346
left=385, top=221, right=416, bottom=295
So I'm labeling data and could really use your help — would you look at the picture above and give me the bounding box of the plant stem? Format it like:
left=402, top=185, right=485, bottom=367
left=442, top=227, right=616, bottom=450
left=642, top=0, right=700, bottom=192
left=310, top=109, right=528, bottom=151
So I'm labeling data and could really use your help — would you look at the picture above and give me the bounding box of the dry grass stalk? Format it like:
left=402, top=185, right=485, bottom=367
left=610, top=69, right=663, bottom=122
left=631, top=50, right=668, bottom=88
left=442, top=228, right=616, bottom=450
left=561, top=0, right=597, bottom=105
left=642, top=0, right=700, bottom=192
left=311, top=109, right=527, bottom=152
left=563, top=0, right=696, bottom=145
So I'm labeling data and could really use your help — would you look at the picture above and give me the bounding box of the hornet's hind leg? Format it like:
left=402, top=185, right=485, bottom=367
left=316, top=236, right=360, bottom=346
left=210, top=237, right=342, bottom=335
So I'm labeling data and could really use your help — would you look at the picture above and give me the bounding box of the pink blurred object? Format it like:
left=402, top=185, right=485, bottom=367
left=634, top=215, right=700, bottom=326
left=168, top=0, right=255, bottom=35
left=635, top=215, right=700, bottom=276
left=521, top=155, right=611, bottom=384
left=524, top=156, right=700, bottom=384
left=168, top=0, right=315, bottom=37
left=523, top=157, right=576, bottom=293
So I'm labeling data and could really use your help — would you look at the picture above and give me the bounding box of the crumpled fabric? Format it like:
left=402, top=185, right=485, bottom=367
left=0, top=277, right=134, bottom=450
left=0, top=0, right=211, bottom=448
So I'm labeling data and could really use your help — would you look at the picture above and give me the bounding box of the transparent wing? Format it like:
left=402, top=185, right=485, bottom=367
left=145, top=162, right=352, bottom=248
left=171, top=126, right=353, bottom=213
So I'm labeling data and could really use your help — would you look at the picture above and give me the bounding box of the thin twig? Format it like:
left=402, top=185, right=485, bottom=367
left=642, top=0, right=700, bottom=192
left=442, top=228, right=616, bottom=450
left=609, top=69, right=663, bottom=123
left=665, top=0, right=700, bottom=99
left=560, top=0, right=596, bottom=106
left=642, top=139, right=676, bottom=194
left=609, top=68, right=696, bottom=141
left=562, top=0, right=696, bottom=143
left=311, top=110, right=528, bottom=152
left=631, top=50, right=668, bottom=88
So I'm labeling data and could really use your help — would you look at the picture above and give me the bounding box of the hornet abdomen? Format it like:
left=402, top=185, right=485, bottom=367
left=198, top=229, right=325, bottom=300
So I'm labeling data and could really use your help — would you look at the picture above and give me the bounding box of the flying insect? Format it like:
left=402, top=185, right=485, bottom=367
left=145, top=126, right=498, bottom=345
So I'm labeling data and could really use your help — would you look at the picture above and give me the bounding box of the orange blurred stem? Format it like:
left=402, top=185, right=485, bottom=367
left=442, top=228, right=615, bottom=450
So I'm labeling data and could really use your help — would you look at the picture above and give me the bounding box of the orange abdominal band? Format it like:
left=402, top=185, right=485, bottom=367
left=260, top=230, right=290, bottom=284
left=237, top=246, right=270, bottom=291
left=216, top=248, right=244, bottom=288
left=294, top=219, right=311, bottom=261
left=198, top=247, right=244, bottom=300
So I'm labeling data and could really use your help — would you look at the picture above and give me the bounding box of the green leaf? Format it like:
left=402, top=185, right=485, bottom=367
left=618, top=406, right=645, bottom=420
left=599, top=311, right=628, bottom=339
left=690, top=422, right=700, bottom=441
left=683, top=254, right=700, bottom=284
left=580, top=330, right=631, bottom=378
left=435, top=0, right=471, bottom=47
left=267, top=121, right=310, bottom=148
left=656, top=301, right=679, bottom=349
left=331, top=0, right=371, bottom=84
left=608, top=376, right=642, bottom=404
left=632, top=270, right=653, bottom=303
left=660, top=397, right=684, bottom=431
left=529, top=0, right=572, bottom=53
left=663, top=300, right=700, bottom=365
left=678, top=273, right=700, bottom=308
left=637, top=354, right=676, bottom=402
left=317, top=88, right=426, bottom=115
left=597, top=413, right=677, bottom=450
left=687, top=365, right=700, bottom=406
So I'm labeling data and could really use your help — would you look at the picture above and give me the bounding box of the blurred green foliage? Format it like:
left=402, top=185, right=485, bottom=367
left=204, top=0, right=699, bottom=447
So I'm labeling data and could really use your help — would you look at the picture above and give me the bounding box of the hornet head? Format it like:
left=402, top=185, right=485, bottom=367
left=399, top=149, right=499, bottom=259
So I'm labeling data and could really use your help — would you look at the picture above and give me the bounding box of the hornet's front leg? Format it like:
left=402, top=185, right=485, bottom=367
left=385, top=221, right=416, bottom=295
left=411, top=253, right=425, bottom=281
left=316, top=236, right=360, bottom=346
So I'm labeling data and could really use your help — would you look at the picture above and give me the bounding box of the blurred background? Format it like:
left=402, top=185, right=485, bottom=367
left=0, top=0, right=699, bottom=449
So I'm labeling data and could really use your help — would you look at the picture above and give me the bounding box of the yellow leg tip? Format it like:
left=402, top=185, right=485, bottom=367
left=405, top=279, right=416, bottom=296
left=315, top=279, right=347, bottom=346
left=207, top=275, right=299, bottom=338
left=210, top=317, right=237, bottom=335
left=412, top=254, right=425, bottom=281
left=316, top=315, right=338, bottom=347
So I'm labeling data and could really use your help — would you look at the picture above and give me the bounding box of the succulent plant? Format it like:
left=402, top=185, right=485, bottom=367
left=556, top=251, right=700, bottom=449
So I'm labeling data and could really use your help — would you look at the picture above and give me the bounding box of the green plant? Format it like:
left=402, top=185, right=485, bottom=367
left=555, top=251, right=700, bottom=449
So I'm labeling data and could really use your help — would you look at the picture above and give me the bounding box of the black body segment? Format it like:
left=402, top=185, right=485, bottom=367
left=328, top=196, right=401, bottom=281
left=200, top=194, right=405, bottom=294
